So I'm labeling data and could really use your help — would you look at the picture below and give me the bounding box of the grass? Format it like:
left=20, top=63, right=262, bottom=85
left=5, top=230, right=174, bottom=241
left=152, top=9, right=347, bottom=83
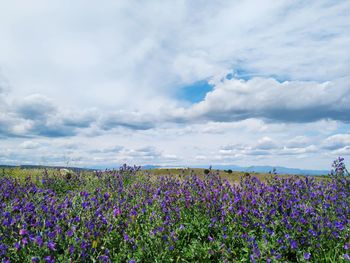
left=142, top=168, right=326, bottom=184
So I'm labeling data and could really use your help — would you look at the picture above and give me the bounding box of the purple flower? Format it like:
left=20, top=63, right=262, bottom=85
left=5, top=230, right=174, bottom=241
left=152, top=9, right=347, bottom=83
left=44, top=255, right=55, bottom=263
left=290, top=240, right=298, bottom=250
left=21, top=238, right=28, bottom=246
left=32, top=257, right=40, bottom=263
left=69, top=245, right=75, bottom=254
left=19, top=229, right=27, bottom=236
left=123, top=233, right=130, bottom=242
left=14, top=242, right=21, bottom=250
left=113, top=208, right=121, bottom=217
left=304, top=252, right=311, bottom=260
left=99, top=255, right=111, bottom=263
left=104, top=192, right=110, bottom=200
left=48, top=231, right=56, bottom=239
left=35, top=235, right=43, bottom=247
left=47, top=241, right=56, bottom=251
left=250, top=254, right=257, bottom=263
left=344, top=254, right=350, bottom=261
left=335, top=221, right=344, bottom=231
left=128, top=259, right=136, bottom=263
left=66, top=230, right=74, bottom=237
left=0, top=244, right=8, bottom=256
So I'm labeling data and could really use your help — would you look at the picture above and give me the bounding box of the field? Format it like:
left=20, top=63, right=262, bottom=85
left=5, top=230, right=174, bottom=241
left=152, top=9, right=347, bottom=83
left=143, top=168, right=326, bottom=184
left=0, top=166, right=349, bottom=262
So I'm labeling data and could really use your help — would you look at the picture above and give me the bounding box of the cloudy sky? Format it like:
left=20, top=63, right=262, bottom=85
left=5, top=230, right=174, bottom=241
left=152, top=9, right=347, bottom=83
left=0, top=0, right=349, bottom=169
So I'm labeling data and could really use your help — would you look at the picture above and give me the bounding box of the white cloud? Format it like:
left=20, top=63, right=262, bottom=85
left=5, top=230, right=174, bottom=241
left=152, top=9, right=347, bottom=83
left=322, top=134, right=350, bottom=150
left=286, top=136, right=311, bottom=149
left=256, top=137, right=278, bottom=150
left=184, top=77, right=350, bottom=123
left=19, top=141, right=41, bottom=150
left=332, top=146, right=350, bottom=156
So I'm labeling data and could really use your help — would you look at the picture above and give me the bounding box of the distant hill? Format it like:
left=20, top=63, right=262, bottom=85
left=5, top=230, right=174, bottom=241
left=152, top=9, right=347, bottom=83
left=0, top=163, right=329, bottom=176
left=151, top=164, right=329, bottom=176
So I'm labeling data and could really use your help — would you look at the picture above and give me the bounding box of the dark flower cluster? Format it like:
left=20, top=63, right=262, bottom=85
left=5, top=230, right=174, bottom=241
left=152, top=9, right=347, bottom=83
left=0, top=165, right=349, bottom=262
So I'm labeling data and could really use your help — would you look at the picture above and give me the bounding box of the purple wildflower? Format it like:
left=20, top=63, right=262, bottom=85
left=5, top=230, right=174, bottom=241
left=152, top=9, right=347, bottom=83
left=66, top=230, right=74, bottom=237
left=47, top=241, right=56, bottom=251
left=123, top=233, right=130, bottom=242
left=69, top=245, right=74, bottom=254
left=290, top=240, right=298, bottom=250
left=304, top=252, right=311, bottom=260
left=14, top=242, right=21, bottom=250
left=35, top=235, right=43, bottom=247
left=99, top=255, right=111, bottom=263
left=19, top=229, right=27, bottom=235
left=44, top=255, right=55, bottom=263
left=113, top=208, right=121, bottom=217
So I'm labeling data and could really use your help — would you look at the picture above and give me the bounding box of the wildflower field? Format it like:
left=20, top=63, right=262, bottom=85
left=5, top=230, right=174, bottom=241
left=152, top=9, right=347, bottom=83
left=0, top=164, right=349, bottom=262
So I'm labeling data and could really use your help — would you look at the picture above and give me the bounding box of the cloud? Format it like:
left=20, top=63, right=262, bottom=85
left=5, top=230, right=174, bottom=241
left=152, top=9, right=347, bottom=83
left=332, top=146, right=350, bottom=156
left=19, top=140, right=41, bottom=149
left=184, top=77, right=350, bottom=123
left=285, top=136, right=311, bottom=149
left=126, top=146, right=160, bottom=159
left=256, top=137, right=278, bottom=150
left=99, top=112, right=156, bottom=131
left=0, top=94, right=99, bottom=138
left=219, top=134, right=320, bottom=158
left=0, top=113, right=19, bottom=138
left=60, top=110, right=97, bottom=128
left=15, top=94, right=56, bottom=120
left=15, top=97, right=97, bottom=137
left=90, top=146, right=124, bottom=154
left=322, top=134, right=350, bottom=150
left=279, top=145, right=318, bottom=156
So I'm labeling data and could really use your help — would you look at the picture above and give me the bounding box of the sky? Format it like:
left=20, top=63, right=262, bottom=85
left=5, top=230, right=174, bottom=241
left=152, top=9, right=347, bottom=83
left=0, top=0, right=349, bottom=170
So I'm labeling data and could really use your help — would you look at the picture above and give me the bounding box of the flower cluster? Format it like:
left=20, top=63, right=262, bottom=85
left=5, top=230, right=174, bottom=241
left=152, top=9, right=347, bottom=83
left=330, top=157, right=349, bottom=177
left=0, top=166, right=349, bottom=262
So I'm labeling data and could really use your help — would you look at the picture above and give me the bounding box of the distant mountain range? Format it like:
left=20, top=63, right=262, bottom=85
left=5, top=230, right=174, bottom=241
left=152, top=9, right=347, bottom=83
left=0, top=164, right=329, bottom=176
left=142, top=164, right=329, bottom=176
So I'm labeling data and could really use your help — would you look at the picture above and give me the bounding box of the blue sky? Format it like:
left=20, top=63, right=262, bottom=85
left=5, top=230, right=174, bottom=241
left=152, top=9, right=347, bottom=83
left=177, top=80, right=214, bottom=103
left=0, top=0, right=349, bottom=169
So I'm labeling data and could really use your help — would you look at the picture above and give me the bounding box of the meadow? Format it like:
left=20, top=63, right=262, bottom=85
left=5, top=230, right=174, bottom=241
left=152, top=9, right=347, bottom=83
left=0, top=163, right=349, bottom=262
